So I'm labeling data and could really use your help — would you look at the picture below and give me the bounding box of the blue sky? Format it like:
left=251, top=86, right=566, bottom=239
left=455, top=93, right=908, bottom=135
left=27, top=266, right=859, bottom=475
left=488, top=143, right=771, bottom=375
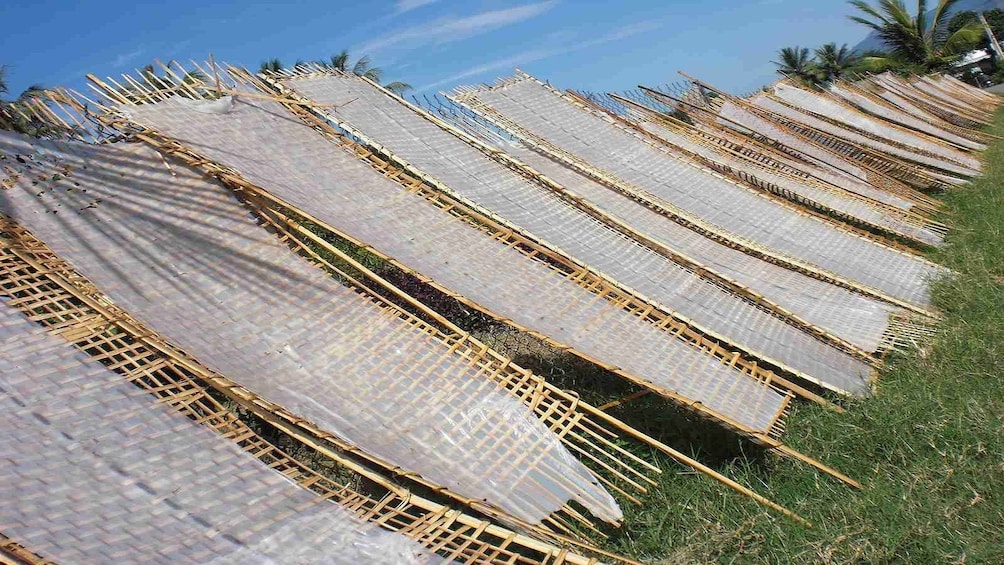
left=1, top=0, right=870, bottom=99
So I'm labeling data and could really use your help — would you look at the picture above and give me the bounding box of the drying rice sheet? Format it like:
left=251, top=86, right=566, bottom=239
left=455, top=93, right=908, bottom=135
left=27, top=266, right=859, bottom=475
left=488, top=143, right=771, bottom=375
left=714, top=101, right=918, bottom=210
left=463, top=77, right=943, bottom=309
left=828, top=85, right=985, bottom=151
left=0, top=130, right=617, bottom=525
left=283, top=74, right=874, bottom=395
left=939, top=75, right=1000, bottom=104
left=882, top=75, right=987, bottom=120
left=103, top=89, right=791, bottom=430
left=0, top=302, right=438, bottom=565
left=766, top=85, right=981, bottom=175
left=913, top=77, right=990, bottom=114
left=869, top=86, right=963, bottom=126
left=499, top=139, right=903, bottom=353
left=693, top=116, right=919, bottom=213
left=634, top=118, right=942, bottom=246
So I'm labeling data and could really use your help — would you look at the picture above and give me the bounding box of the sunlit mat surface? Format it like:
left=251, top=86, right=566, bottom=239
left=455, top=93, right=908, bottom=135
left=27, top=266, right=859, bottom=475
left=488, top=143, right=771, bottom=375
left=828, top=84, right=985, bottom=150
left=99, top=87, right=797, bottom=426
left=0, top=301, right=438, bottom=564
left=283, top=73, right=873, bottom=395
left=0, top=130, right=616, bottom=525
left=453, top=74, right=945, bottom=309
left=628, top=113, right=943, bottom=246
left=749, top=91, right=977, bottom=178
left=769, top=82, right=983, bottom=168
left=495, top=136, right=903, bottom=355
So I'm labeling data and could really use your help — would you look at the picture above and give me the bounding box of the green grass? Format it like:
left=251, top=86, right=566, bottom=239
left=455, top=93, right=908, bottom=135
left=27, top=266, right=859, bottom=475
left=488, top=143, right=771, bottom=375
left=575, top=111, right=1004, bottom=563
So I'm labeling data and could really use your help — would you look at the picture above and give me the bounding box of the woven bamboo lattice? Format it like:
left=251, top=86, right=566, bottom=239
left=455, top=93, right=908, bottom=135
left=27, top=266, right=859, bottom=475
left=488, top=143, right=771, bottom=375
left=911, top=75, right=997, bottom=117
left=867, top=73, right=993, bottom=128
left=680, top=72, right=963, bottom=191
left=33, top=70, right=842, bottom=516
left=3, top=102, right=825, bottom=530
left=0, top=226, right=621, bottom=564
left=448, top=71, right=947, bottom=314
left=0, top=130, right=653, bottom=532
left=636, top=84, right=944, bottom=215
left=582, top=90, right=945, bottom=248
left=0, top=299, right=448, bottom=564
left=765, top=81, right=983, bottom=173
left=57, top=64, right=867, bottom=487
left=828, top=82, right=988, bottom=149
left=0, top=534, right=53, bottom=565
left=98, top=69, right=804, bottom=428
left=933, top=74, right=1004, bottom=110
left=447, top=112, right=933, bottom=356
left=856, top=79, right=990, bottom=138
left=612, top=87, right=927, bottom=211
left=259, top=67, right=890, bottom=402
left=748, top=87, right=977, bottom=181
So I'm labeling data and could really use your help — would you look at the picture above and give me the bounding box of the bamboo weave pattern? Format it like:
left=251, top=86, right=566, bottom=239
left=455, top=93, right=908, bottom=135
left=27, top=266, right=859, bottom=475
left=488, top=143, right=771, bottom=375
left=0, top=302, right=439, bottom=564
left=121, top=83, right=799, bottom=429
left=284, top=73, right=875, bottom=395
left=0, top=130, right=617, bottom=525
left=455, top=75, right=945, bottom=309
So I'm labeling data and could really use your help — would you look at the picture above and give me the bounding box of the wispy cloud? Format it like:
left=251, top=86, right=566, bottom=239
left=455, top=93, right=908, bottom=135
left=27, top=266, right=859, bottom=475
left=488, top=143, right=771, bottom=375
left=394, top=0, right=440, bottom=13
left=415, top=21, right=660, bottom=92
left=110, top=48, right=144, bottom=69
left=358, top=1, right=557, bottom=55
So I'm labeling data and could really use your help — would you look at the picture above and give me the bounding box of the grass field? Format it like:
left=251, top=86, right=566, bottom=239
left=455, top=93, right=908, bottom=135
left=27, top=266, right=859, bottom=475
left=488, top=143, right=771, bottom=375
left=566, top=110, right=1004, bottom=563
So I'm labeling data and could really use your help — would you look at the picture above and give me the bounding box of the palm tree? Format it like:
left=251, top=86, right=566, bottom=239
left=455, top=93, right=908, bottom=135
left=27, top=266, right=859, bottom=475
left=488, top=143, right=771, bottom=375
left=0, top=65, right=67, bottom=137
left=772, top=46, right=821, bottom=85
left=814, top=42, right=861, bottom=81
left=259, top=58, right=284, bottom=73
left=848, top=0, right=984, bottom=72
left=318, top=50, right=412, bottom=95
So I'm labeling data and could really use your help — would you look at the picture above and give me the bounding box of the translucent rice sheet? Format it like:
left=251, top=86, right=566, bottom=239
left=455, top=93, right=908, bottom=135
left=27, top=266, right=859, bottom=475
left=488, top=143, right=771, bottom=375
left=771, top=83, right=982, bottom=170
left=751, top=93, right=977, bottom=177
left=284, top=74, right=875, bottom=395
left=465, top=77, right=944, bottom=308
left=0, top=302, right=440, bottom=564
left=109, top=83, right=794, bottom=423
left=913, top=76, right=989, bottom=115
left=714, top=102, right=920, bottom=209
left=828, top=84, right=985, bottom=150
left=500, top=139, right=901, bottom=353
left=694, top=116, right=917, bottom=212
left=0, top=130, right=617, bottom=525
left=634, top=118, right=943, bottom=246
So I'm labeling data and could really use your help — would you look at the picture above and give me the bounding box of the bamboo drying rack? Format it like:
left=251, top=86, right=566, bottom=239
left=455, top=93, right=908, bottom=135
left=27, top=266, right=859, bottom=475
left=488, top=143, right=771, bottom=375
left=0, top=225, right=619, bottom=564
left=760, top=77, right=986, bottom=171
left=834, top=79, right=997, bottom=145
left=257, top=65, right=896, bottom=395
left=449, top=70, right=942, bottom=320
left=637, top=84, right=945, bottom=214
left=5, top=68, right=824, bottom=529
left=683, top=74, right=975, bottom=190
left=579, top=90, right=946, bottom=250
left=25, top=60, right=868, bottom=496
left=0, top=534, right=53, bottom=565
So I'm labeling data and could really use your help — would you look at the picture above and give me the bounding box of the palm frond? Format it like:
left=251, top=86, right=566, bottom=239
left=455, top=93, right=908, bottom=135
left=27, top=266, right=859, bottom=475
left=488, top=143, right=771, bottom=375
left=352, top=55, right=372, bottom=76
left=384, top=81, right=412, bottom=95
left=330, top=50, right=350, bottom=71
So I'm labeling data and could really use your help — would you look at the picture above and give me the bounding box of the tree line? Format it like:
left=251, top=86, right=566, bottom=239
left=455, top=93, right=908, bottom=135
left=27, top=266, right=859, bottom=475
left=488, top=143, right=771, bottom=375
left=774, top=0, right=1001, bottom=86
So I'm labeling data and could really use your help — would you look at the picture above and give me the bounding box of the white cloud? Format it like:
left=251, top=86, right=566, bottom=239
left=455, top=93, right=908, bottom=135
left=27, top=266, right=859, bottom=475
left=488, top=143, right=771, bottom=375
left=358, top=1, right=557, bottom=55
left=394, top=0, right=440, bottom=13
left=415, top=21, right=660, bottom=92
left=110, top=48, right=144, bottom=68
